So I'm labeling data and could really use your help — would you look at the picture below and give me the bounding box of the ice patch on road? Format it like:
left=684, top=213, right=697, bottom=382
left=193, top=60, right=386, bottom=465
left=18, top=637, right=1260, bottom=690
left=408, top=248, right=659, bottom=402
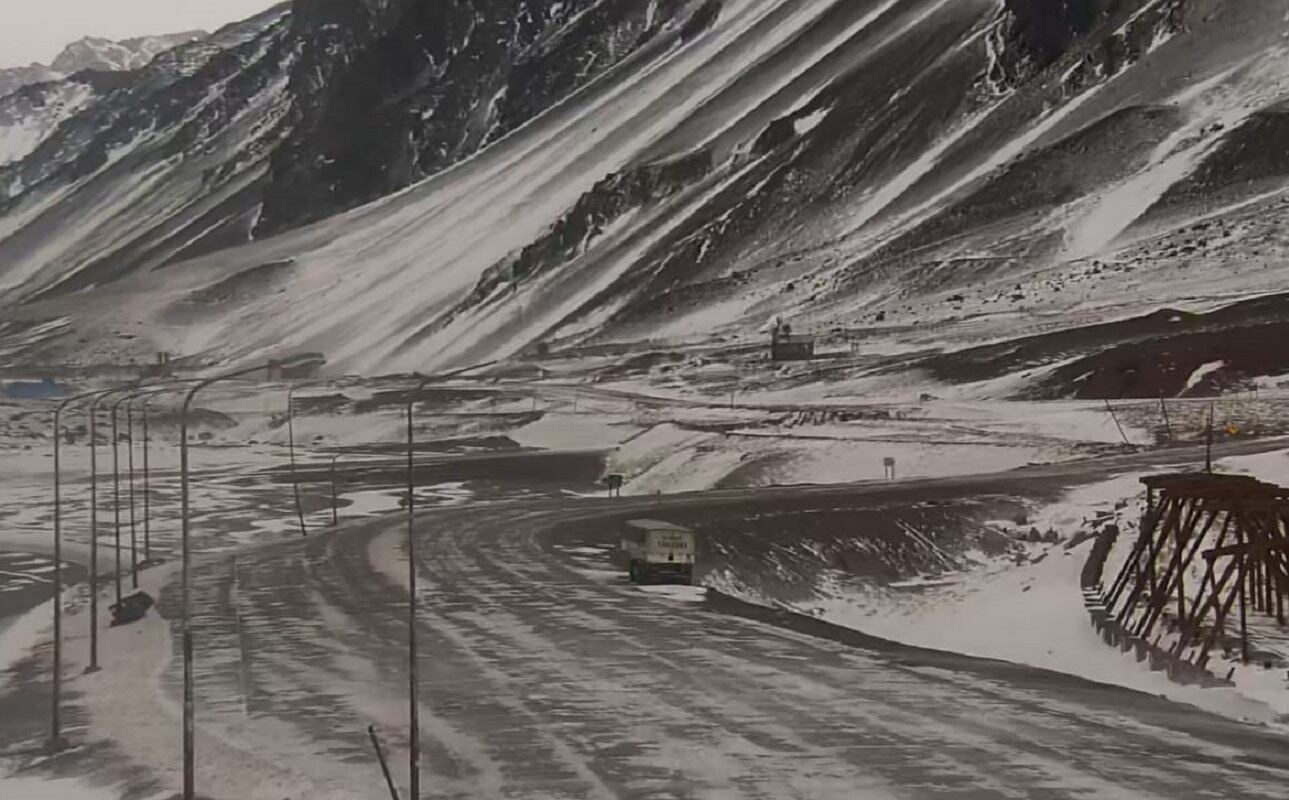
left=638, top=585, right=707, bottom=603
left=569, top=567, right=622, bottom=582
left=558, top=546, right=612, bottom=556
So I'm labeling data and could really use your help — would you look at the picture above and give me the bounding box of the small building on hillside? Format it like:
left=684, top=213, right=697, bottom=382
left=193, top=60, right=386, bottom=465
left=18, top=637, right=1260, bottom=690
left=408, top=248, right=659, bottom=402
left=267, top=353, right=327, bottom=381
left=769, top=319, right=815, bottom=362
left=141, top=352, right=174, bottom=379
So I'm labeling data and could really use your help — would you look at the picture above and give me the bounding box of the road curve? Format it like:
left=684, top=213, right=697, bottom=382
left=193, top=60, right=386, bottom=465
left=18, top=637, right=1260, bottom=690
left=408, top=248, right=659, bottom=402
left=162, top=493, right=1289, bottom=800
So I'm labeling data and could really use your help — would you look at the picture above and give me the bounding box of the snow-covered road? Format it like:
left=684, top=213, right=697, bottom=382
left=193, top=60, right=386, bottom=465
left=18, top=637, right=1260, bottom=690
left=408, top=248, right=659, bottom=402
left=8, top=433, right=1289, bottom=798
left=32, top=493, right=1288, bottom=799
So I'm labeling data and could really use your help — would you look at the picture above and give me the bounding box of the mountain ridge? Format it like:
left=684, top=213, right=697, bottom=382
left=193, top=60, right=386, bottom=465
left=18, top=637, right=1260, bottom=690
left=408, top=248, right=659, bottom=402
left=1, top=0, right=1287, bottom=400
left=0, top=30, right=210, bottom=99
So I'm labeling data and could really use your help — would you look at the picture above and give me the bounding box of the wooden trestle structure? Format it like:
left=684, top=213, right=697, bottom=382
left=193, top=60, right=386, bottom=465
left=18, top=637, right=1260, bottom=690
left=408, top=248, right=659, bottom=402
left=1103, top=473, right=1289, bottom=666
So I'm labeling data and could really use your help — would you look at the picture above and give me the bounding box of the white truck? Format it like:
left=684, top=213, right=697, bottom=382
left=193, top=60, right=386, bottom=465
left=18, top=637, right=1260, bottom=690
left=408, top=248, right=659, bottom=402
left=621, top=519, right=696, bottom=585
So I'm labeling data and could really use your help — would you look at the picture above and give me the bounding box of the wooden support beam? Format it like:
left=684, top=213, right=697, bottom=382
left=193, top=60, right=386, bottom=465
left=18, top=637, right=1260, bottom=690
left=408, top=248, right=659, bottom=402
left=1203, top=537, right=1289, bottom=561
left=1239, top=525, right=1249, bottom=663
left=1266, top=551, right=1275, bottom=617
left=1137, top=502, right=1221, bottom=639
left=1106, top=497, right=1171, bottom=616
left=1198, top=549, right=1247, bottom=664
left=1182, top=515, right=1237, bottom=652
left=1119, top=497, right=1189, bottom=628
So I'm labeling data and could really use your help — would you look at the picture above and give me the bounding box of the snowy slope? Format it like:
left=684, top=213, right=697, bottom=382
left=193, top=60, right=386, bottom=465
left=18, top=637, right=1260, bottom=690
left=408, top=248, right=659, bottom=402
left=0, top=81, right=96, bottom=169
left=0, top=0, right=1287, bottom=387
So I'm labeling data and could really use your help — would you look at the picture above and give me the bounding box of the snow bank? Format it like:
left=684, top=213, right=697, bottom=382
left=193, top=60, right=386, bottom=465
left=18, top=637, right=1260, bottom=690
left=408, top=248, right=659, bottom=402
left=801, top=473, right=1283, bottom=728
left=0, top=772, right=135, bottom=800
left=509, top=412, right=639, bottom=451
left=0, top=598, right=52, bottom=692
left=1218, top=449, right=1289, bottom=485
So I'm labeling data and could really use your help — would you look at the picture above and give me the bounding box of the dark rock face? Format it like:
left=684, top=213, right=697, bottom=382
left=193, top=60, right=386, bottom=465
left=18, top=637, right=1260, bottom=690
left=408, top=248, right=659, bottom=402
left=257, top=0, right=692, bottom=234
left=1146, top=110, right=1289, bottom=217
left=906, top=292, right=1289, bottom=400
left=991, top=0, right=1186, bottom=89
left=1003, top=0, right=1106, bottom=70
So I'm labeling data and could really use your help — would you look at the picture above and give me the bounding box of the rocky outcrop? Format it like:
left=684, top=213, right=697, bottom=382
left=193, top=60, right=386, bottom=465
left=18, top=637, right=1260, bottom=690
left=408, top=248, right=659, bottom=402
left=257, top=0, right=696, bottom=233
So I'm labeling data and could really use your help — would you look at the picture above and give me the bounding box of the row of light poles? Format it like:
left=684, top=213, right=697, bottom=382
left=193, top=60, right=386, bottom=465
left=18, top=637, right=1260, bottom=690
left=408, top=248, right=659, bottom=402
left=48, top=362, right=432, bottom=800
left=49, top=377, right=200, bottom=743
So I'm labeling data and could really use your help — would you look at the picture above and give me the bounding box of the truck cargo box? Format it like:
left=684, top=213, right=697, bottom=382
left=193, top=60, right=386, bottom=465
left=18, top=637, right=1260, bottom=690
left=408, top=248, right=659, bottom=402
left=620, top=519, right=695, bottom=585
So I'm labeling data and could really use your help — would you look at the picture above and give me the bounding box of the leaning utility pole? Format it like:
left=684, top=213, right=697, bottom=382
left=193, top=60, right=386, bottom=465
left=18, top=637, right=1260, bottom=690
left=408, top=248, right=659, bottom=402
left=1104, top=399, right=1130, bottom=446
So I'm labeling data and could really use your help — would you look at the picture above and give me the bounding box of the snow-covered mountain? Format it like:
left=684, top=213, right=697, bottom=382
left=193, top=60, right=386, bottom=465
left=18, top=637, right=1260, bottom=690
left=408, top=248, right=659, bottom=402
left=0, top=30, right=208, bottom=99
left=49, top=31, right=209, bottom=74
left=2, top=0, right=1288, bottom=397
left=0, top=64, right=63, bottom=102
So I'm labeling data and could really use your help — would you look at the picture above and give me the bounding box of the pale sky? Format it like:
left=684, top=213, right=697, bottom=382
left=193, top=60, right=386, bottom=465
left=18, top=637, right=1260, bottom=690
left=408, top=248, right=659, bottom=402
left=0, top=0, right=283, bottom=68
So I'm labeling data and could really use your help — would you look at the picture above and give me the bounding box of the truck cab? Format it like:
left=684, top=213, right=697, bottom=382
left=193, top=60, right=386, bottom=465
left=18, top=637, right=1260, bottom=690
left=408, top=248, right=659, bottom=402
left=620, top=519, right=696, bottom=585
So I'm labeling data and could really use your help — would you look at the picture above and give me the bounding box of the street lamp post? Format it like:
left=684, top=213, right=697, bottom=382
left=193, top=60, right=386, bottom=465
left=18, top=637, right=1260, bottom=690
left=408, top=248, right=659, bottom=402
left=122, top=382, right=198, bottom=567
left=85, top=384, right=141, bottom=671
left=406, top=374, right=428, bottom=800
left=49, top=396, right=71, bottom=749
left=48, top=384, right=130, bottom=748
left=120, top=381, right=198, bottom=565
left=108, top=394, right=133, bottom=606
left=126, top=396, right=139, bottom=588
left=178, top=360, right=286, bottom=800
left=286, top=386, right=307, bottom=538
left=142, top=398, right=152, bottom=562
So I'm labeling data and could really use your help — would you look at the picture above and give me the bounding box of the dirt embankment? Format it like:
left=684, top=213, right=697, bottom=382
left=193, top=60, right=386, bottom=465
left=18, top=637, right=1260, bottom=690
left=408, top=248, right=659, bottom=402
left=557, top=493, right=1028, bottom=605
left=914, top=292, right=1289, bottom=399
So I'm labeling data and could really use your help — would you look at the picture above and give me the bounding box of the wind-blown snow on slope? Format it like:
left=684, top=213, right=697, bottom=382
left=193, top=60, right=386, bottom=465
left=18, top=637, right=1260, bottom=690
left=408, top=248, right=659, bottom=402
left=2, top=0, right=1288, bottom=381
